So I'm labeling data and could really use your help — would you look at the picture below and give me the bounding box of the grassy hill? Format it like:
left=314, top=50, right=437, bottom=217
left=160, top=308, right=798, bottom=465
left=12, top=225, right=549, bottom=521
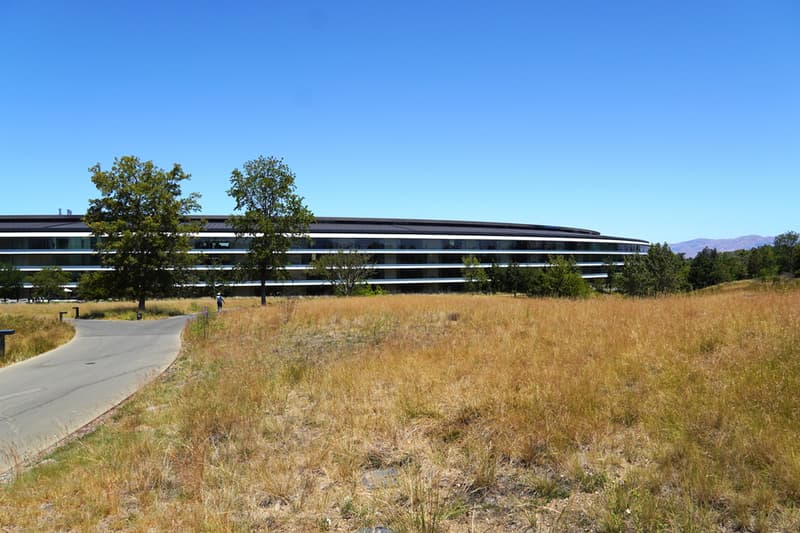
left=2, top=290, right=799, bottom=531
left=696, top=277, right=800, bottom=294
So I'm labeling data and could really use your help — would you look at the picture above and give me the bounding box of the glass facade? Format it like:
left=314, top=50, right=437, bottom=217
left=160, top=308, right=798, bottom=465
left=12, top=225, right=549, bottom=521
left=0, top=236, right=96, bottom=250
left=0, top=216, right=648, bottom=295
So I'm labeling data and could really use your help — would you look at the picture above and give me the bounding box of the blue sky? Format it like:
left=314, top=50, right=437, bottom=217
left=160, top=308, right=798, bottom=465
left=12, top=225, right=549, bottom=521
left=1, top=1, right=797, bottom=243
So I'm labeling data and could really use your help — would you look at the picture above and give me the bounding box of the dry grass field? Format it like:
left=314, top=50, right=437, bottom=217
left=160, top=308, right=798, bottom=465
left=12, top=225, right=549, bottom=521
left=0, top=310, right=74, bottom=367
left=1, top=288, right=799, bottom=531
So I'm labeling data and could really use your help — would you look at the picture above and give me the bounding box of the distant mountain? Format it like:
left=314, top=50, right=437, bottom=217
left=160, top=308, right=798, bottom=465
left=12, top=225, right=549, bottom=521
left=670, top=235, right=773, bottom=258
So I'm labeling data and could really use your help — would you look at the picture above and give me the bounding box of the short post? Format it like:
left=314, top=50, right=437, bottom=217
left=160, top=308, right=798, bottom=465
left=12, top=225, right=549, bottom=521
left=72, top=306, right=80, bottom=319
left=136, top=311, right=142, bottom=320
left=0, top=329, right=16, bottom=358
left=59, top=311, right=67, bottom=322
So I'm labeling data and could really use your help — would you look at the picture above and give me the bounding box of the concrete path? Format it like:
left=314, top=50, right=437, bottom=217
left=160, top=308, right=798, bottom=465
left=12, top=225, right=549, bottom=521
left=0, top=316, right=190, bottom=474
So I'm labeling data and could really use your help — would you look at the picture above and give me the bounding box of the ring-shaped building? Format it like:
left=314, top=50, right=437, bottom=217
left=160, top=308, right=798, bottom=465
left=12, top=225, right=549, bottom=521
left=0, top=215, right=648, bottom=295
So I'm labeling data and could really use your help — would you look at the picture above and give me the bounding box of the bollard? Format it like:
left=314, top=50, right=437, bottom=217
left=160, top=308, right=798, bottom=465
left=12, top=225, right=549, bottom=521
left=72, top=306, right=80, bottom=319
left=59, top=311, right=67, bottom=322
left=0, top=329, right=15, bottom=358
left=136, top=312, right=142, bottom=320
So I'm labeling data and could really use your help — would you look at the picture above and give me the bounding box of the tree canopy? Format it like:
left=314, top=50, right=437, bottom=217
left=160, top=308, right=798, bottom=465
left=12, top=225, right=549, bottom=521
left=461, top=255, right=489, bottom=293
left=487, top=257, right=590, bottom=298
left=227, top=156, right=314, bottom=305
left=311, top=251, right=376, bottom=296
left=84, top=155, right=202, bottom=310
left=620, top=243, right=687, bottom=296
left=539, top=256, right=592, bottom=298
left=0, top=263, right=24, bottom=300
left=688, top=247, right=721, bottom=290
left=688, top=247, right=748, bottom=289
left=748, top=245, right=778, bottom=280
left=31, top=266, right=70, bottom=302
left=774, top=231, right=799, bottom=275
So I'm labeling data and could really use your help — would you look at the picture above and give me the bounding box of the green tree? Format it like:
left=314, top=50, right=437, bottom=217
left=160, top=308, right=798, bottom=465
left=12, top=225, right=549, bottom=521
left=488, top=262, right=533, bottom=296
left=227, top=156, right=315, bottom=305
left=0, top=263, right=24, bottom=300
left=506, top=262, right=528, bottom=296
left=461, top=255, right=489, bottom=293
left=774, top=231, right=799, bottom=275
left=312, top=251, right=376, bottom=296
left=747, top=245, right=778, bottom=280
left=620, top=243, right=687, bottom=296
left=540, top=256, right=592, bottom=298
left=647, top=243, right=688, bottom=294
left=77, top=271, right=111, bottom=301
left=84, top=156, right=202, bottom=311
left=31, top=266, right=70, bottom=302
left=522, top=267, right=548, bottom=296
left=601, top=257, right=618, bottom=292
left=488, top=262, right=506, bottom=294
left=688, top=247, right=720, bottom=289
left=619, top=253, right=652, bottom=296
left=714, top=251, right=747, bottom=283
left=688, top=247, right=743, bottom=290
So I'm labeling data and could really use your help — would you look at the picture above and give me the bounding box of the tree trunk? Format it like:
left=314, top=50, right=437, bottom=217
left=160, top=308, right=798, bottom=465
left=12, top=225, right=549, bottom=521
left=138, top=295, right=146, bottom=311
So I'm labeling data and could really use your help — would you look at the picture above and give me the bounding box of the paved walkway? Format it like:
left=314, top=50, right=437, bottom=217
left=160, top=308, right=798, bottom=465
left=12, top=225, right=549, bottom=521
left=0, top=316, right=190, bottom=474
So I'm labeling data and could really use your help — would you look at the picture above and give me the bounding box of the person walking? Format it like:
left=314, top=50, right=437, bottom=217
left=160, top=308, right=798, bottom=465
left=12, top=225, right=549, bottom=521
left=216, top=292, right=224, bottom=312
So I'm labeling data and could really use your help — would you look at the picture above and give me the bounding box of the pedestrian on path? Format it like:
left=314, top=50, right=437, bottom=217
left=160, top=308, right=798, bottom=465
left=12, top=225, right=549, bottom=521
left=216, top=292, right=224, bottom=312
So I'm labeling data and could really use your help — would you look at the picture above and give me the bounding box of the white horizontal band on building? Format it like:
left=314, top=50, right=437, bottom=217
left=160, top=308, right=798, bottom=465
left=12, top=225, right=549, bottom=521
left=0, top=215, right=648, bottom=295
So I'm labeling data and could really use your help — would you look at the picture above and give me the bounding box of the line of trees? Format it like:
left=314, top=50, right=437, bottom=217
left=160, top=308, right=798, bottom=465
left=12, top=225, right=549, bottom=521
left=452, top=231, right=800, bottom=300
left=1, top=151, right=797, bottom=303
left=0, top=263, right=25, bottom=300
left=614, top=231, right=800, bottom=296
left=686, top=231, right=799, bottom=287
left=1, top=154, right=314, bottom=309
left=4, top=230, right=796, bottom=303
left=617, top=243, right=689, bottom=296
left=0, top=265, right=72, bottom=302
left=82, top=154, right=314, bottom=309
left=464, top=255, right=592, bottom=298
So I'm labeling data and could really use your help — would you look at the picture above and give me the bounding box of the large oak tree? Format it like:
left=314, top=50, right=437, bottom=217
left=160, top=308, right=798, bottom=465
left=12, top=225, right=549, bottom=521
left=84, top=156, right=202, bottom=310
left=227, top=156, right=314, bottom=305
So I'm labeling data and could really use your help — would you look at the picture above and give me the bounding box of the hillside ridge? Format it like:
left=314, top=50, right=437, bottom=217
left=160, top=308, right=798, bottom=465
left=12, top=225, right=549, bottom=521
left=670, top=235, right=773, bottom=258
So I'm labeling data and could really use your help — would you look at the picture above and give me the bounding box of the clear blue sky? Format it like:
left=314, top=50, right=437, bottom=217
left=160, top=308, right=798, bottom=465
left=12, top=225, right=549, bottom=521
left=1, top=1, right=797, bottom=243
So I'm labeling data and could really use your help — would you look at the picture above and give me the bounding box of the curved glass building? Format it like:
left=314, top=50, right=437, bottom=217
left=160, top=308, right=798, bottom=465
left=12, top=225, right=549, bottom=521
left=0, top=215, right=648, bottom=295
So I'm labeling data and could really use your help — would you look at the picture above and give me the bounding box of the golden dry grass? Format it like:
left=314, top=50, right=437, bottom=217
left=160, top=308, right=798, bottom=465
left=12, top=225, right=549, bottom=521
left=0, top=298, right=259, bottom=368
left=0, top=311, right=73, bottom=367
left=1, top=289, right=799, bottom=531
left=696, top=277, right=800, bottom=295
